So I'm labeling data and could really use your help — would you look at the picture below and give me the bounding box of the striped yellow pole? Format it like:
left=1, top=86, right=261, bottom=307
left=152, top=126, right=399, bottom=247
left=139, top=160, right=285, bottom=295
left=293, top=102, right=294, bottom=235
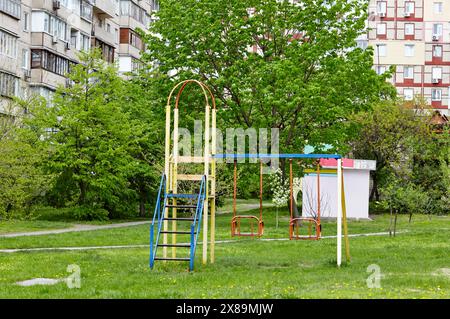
left=341, top=162, right=351, bottom=263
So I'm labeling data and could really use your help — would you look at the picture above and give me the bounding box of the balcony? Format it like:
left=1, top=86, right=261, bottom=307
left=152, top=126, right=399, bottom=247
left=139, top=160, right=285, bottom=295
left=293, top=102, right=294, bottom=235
left=92, top=25, right=116, bottom=47
left=119, top=43, right=141, bottom=58
left=30, top=68, right=66, bottom=89
left=92, top=0, right=116, bottom=19
left=30, top=32, right=79, bottom=61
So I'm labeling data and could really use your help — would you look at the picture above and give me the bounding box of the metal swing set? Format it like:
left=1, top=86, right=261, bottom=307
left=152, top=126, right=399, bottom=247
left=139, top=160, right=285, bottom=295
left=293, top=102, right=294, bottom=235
left=149, top=80, right=350, bottom=271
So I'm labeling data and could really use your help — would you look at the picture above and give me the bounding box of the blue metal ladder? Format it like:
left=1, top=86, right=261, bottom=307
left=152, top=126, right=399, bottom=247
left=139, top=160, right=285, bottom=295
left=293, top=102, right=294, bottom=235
left=149, top=174, right=206, bottom=271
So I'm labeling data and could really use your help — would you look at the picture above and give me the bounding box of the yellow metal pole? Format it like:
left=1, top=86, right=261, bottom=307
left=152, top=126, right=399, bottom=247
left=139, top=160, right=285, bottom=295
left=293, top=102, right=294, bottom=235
left=210, top=108, right=216, bottom=263
left=341, top=162, right=351, bottom=263
left=202, top=104, right=210, bottom=265
left=172, top=108, right=179, bottom=258
left=163, top=99, right=171, bottom=260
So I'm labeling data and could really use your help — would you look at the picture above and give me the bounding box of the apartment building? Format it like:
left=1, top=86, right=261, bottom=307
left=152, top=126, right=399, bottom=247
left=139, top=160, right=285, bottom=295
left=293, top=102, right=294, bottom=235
left=368, top=0, right=450, bottom=116
left=0, top=0, right=157, bottom=113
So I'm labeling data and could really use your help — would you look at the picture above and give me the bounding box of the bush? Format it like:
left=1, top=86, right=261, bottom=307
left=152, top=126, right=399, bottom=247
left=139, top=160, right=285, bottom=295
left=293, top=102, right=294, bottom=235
left=69, top=206, right=109, bottom=221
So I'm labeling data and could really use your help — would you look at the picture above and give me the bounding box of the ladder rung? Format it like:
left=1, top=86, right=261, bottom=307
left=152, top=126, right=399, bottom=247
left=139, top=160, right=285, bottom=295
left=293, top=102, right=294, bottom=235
left=166, top=193, right=197, bottom=199
left=154, top=257, right=190, bottom=261
left=158, top=243, right=191, bottom=248
left=176, top=156, right=210, bottom=163
left=177, top=174, right=204, bottom=181
left=165, top=204, right=197, bottom=209
left=164, top=217, right=194, bottom=221
left=160, top=231, right=195, bottom=234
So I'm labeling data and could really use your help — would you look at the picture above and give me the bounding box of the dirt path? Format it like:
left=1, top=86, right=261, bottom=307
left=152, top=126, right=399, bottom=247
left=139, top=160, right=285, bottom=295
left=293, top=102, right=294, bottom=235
left=0, top=231, right=406, bottom=253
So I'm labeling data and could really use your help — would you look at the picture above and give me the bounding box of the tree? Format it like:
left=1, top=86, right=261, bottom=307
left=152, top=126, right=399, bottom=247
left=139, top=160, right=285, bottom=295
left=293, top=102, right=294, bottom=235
left=141, top=0, right=395, bottom=175
left=350, top=99, right=430, bottom=201
left=0, top=99, right=51, bottom=218
left=25, top=50, right=158, bottom=218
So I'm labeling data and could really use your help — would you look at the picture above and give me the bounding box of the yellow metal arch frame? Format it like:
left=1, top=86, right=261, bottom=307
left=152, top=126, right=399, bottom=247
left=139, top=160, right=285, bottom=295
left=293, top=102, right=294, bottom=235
left=164, top=80, right=217, bottom=265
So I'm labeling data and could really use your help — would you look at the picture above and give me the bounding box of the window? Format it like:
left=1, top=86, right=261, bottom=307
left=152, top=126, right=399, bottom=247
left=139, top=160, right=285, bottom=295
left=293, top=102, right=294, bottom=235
left=377, top=44, right=387, bottom=57
left=115, top=28, right=119, bottom=44
left=130, top=31, right=143, bottom=50
left=434, top=2, right=443, bottom=13
left=356, top=40, right=368, bottom=50
left=80, top=0, right=93, bottom=21
left=404, top=66, right=414, bottom=79
left=107, top=23, right=111, bottom=33
left=80, top=33, right=90, bottom=51
left=115, top=0, right=120, bottom=15
left=95, top=39, right=115, bottom=63
left=70, top=29, right=78, bottom=48
left=405, top=23, right=414, bottom=35
left=31, top=12, right=68, bottom=41
left=377, top=23, right=386, bottom=35
left=376, top=1, right=387, bottom=14
left=0, top=0, right=21, bottom=19
left=433, top=23, right=443, bottom=36
left=432, top=67, right=442, bottom=79
left=24, top=12, right=29, bottom=31
left=376, top=65, right=387, bottom=75
left=433, top=45, right=443, bottom=57
left=404, top=44, right=415, bottom=57
left=403, top=88, right=414, bottom=101
left=0, top=71, right=18, bottom=98
left=0, top=30, right=18, bottom=58
left=22, top=49, right=29, bottom=69
left=432, top=89, right=442, bottom=101
left=30, top=49, right=74, bottom=76
left=131, top=58, right=142, bottom=72
left=120, top=1, right=150, bottom=25
left=50, top=16, right=68, bottom=41
left=405, top=1, right=415, bottom=14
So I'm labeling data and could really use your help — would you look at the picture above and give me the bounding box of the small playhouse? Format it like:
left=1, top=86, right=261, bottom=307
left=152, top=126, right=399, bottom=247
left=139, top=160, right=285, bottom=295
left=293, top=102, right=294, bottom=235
left=301, top=158, right=376, bottom=220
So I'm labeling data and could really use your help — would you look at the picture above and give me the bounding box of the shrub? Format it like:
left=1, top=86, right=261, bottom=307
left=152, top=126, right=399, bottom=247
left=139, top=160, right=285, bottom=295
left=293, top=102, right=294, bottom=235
left=69, top=206, right=109, bottom=221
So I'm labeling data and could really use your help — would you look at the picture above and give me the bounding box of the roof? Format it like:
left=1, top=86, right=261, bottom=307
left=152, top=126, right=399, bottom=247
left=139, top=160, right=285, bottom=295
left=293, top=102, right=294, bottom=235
left=213, top=153, right=341, bottom=159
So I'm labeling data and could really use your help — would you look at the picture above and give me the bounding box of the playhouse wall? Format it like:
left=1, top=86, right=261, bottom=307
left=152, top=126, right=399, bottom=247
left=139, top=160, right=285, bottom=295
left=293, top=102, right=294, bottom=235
left=301, top=170, right=370, bottom=219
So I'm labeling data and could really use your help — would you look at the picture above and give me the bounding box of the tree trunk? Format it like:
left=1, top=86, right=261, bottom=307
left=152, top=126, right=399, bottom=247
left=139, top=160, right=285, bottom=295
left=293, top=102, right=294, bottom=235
left=408, top=212, right=413, bottom=224
left=369, top=173, right=377, bottom=201
left=79, top=181, right=87, bottom=206
left=393, top=210, right=398, bottom=237
left=139, top=198, right=146, bottom=217
left=389, top=205, right=393, bottom=237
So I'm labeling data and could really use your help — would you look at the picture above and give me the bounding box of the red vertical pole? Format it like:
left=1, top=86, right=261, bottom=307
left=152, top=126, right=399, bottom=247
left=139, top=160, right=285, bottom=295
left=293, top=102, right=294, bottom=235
left=317, top=160, right=321, bottom=238
left=289, top=159, right=293, bottom=239
left=233, top=159, right=237, bottom=219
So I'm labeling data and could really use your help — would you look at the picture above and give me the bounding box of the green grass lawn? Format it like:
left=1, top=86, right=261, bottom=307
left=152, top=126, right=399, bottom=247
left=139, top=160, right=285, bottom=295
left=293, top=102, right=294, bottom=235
left=0, top=205, right=448, bottom=298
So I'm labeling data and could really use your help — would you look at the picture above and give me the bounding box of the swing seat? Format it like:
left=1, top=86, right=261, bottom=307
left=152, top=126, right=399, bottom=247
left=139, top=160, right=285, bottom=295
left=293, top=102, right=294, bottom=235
left=231, top=215, right=264, bottom=237
left=289, top=217, right=320, bottom=240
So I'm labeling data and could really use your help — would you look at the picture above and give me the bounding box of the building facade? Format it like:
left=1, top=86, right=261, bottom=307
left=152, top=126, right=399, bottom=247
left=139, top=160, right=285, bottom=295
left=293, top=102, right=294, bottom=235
left=0, top=0, right=157, bottom=113
left=368, top=0, right=450, bottom=116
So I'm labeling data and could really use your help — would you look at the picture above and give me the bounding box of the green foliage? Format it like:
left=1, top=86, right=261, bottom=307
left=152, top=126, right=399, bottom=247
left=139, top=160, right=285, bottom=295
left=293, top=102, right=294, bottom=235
left=350, top=100, right=431, bottom=201
left=24, top=49, right=163, bottom=219
left=352, top=99, right=449, bottom=215
left=380, top=180, right=430, bottom=215
left=142, top=0, right=395, bottom=158
left=69, top=206, right=109, bottom=221
left=0, top=100, right=52, bottom=219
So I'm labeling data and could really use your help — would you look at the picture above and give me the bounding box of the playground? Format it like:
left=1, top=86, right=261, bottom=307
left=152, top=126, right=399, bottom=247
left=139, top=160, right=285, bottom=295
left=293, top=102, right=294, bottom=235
left=0, top=80, right=448, bottom=299
left=0, top=207, right=448, bottom=298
